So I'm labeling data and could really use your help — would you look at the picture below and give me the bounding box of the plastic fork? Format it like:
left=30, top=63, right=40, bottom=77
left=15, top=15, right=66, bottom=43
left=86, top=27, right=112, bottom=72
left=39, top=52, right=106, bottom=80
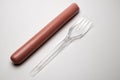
left=30, top=17, right=93, bottom=76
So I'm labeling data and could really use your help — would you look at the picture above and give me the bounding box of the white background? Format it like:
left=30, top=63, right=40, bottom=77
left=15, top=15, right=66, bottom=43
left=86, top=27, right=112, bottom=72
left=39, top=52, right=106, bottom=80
left=0, top=0, right=120, bottom=80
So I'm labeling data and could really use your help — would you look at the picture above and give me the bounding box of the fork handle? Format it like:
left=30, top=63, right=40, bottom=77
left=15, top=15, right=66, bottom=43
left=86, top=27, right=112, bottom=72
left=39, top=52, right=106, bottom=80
left=30, top=38, right=72, bottom=76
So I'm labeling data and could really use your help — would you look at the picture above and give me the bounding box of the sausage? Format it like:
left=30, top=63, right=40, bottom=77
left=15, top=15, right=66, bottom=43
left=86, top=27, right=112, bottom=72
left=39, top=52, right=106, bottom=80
left=10, top=3, right=79, bottom=64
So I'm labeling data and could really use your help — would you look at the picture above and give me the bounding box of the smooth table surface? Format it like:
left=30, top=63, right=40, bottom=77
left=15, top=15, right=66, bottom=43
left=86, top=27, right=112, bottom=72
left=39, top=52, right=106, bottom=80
left=0, top=0, right=120, bottom=80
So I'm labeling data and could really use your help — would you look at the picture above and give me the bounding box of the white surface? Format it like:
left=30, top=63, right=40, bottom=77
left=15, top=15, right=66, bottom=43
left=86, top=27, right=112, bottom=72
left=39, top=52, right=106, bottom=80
left=0, top=0, right=120, bottom=80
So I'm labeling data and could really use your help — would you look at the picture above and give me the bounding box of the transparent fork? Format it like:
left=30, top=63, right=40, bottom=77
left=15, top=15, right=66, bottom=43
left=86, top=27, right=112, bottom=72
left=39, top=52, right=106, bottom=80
left=30, top=17, right=93, bottom=77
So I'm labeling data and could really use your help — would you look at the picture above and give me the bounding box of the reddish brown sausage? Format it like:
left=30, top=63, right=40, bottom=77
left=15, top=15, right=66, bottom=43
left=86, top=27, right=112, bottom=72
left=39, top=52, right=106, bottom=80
left=10, top=3, right=79, bottom=64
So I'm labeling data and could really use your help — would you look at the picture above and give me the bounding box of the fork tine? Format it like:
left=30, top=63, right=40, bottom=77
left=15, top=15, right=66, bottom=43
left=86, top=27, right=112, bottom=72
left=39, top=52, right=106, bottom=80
left=81, top=19, right=90, bottom=28
left=75, top=17, right=85, bottom=24
left=79, top=18, right=89, bottom=28
left=73, top=17, right=86, bottom=29
left=77, top=17, right=87, bottom=27
left=81, top=21, right=92, bottom=37
left=68, top=17, right=85, bottom=35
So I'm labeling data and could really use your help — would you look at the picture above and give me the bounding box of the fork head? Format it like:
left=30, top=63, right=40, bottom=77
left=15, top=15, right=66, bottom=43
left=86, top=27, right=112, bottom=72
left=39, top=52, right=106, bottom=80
left=67, top=17, right=93, bottom=40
